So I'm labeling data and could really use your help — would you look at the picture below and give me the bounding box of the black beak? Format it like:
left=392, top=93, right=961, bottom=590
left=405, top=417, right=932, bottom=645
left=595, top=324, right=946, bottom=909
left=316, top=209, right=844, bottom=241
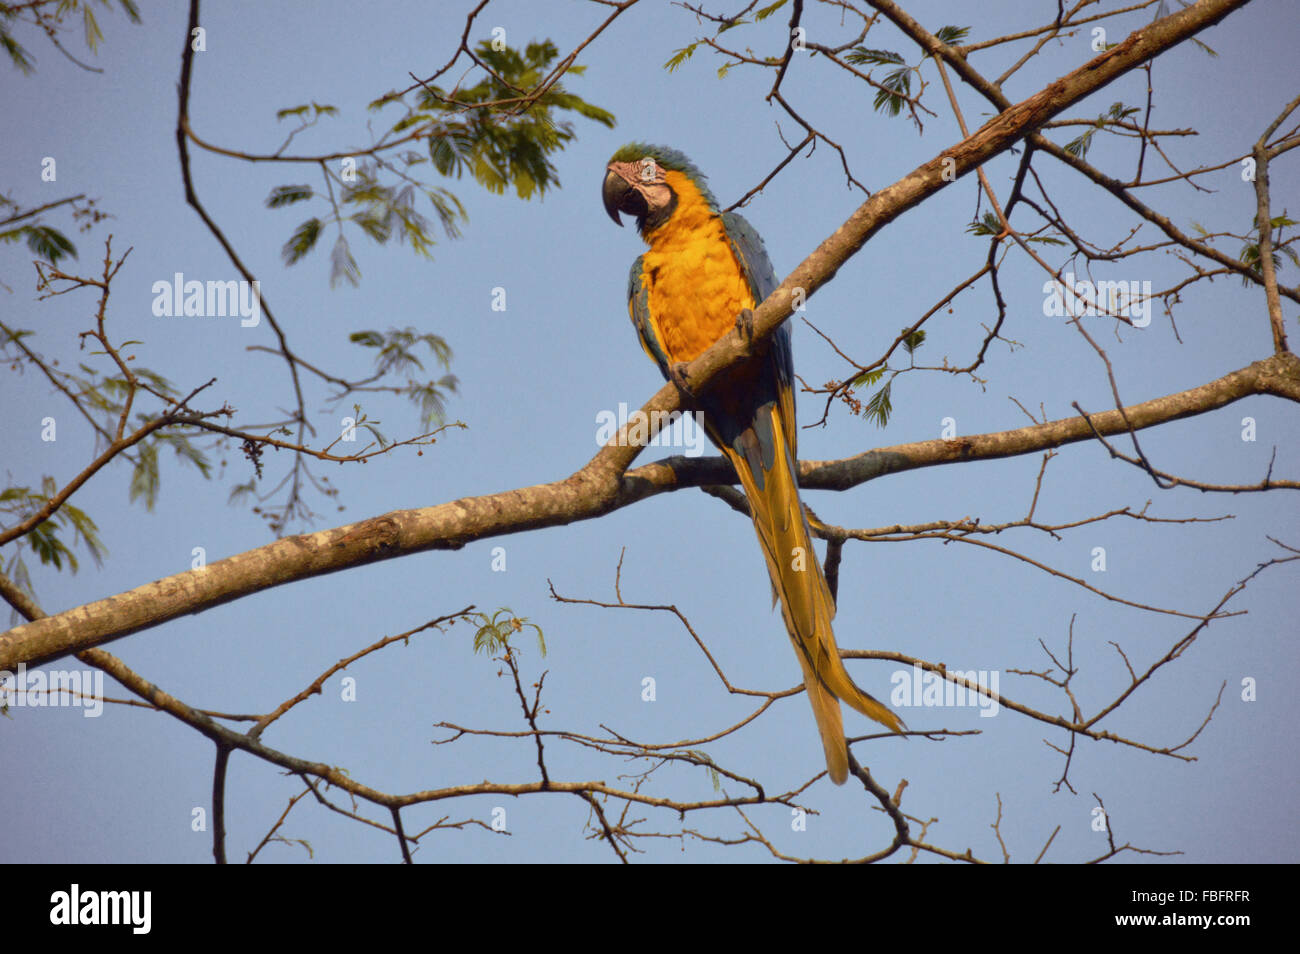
left=602, top=169, right=641, bottom=227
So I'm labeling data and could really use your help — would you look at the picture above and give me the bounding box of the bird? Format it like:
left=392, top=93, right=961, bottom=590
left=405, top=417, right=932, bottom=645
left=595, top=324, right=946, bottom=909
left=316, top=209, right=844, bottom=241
left=602, top=143, right=904, bottom=784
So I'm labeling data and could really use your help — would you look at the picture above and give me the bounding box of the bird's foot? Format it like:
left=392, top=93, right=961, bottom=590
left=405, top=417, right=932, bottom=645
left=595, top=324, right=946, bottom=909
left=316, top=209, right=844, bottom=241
left=734, top=307, right=755, bottom=342
left=668, top=362, right=695, bottom=399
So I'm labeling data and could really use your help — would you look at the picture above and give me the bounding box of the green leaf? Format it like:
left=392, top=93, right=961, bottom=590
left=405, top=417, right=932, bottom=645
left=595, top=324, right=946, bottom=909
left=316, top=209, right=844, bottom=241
left=682, top=750, right=721, bottom=790
left=266, top=184, right=314, bottom=208
left=901, top=328, right=926, bottom=354
left=468, top=608, right=545, bottom=657
left=1238, top=211, right=1297, bottom=284
left=1, top=26, right=36, bottom=74
left=158, top=433, right=212, bottom=479
left=934, top=25, right=971, bottom=45
left=28, top=520, right=74, bottom=572
left=664, top=43, right=698, bottom=71
left=845, top=47, right=904, bottom=66
left=132, top=366, right=178, bottom=400
left=755, top=1, right=788, bottom=22
left=350, top=211, right=391, bottom=243
left=1239, top=243, right=1284, bottom=286
left=281, top=217, right=321, bottom=265
left=129, top=442, right=160, bottom=510
left=965, top=211, right=1002, bottom=236
left=24, top=225, right=77, bottom=263
left=59, top=501, right=105, bottom=568
left=82, top=5, right=103, bottom=53
left=1064, top=127, right=1096, bottom=159
left=850, top=366, right=887, bottom=388
left=329, top=234, right=360, bottom=288
left=228, top=480, right=257, bottom=505
left=359, top=421, right=390, bottom=449
left=873, top=67, right=912, bottom=116
left=406, top=375, right=459, bottom=428
left=863, top=381, right=892, bottom=427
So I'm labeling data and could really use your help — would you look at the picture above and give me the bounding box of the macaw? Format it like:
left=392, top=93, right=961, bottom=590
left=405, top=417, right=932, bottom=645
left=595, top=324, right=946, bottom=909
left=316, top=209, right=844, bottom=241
left=602, top=143, right=903, bottom=784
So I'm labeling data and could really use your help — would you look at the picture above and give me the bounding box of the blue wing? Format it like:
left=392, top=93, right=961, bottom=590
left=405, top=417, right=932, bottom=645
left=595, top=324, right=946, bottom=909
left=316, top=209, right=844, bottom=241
left=627, top=255, right=673, bottom=381
left=718, top=211, right=800, bottom=471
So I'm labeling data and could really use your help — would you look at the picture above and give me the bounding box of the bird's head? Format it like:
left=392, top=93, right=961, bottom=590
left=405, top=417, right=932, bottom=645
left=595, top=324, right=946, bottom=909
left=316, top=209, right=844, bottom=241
left=602, top=143, right=716, bottom=236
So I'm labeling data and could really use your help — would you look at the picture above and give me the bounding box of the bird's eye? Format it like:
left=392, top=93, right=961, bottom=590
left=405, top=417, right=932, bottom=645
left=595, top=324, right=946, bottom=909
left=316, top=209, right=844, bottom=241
left=638, top=158, right=657, bottom=182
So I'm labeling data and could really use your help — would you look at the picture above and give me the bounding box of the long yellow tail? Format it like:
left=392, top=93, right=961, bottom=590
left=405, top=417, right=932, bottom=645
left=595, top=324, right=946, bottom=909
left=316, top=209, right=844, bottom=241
left=718, top=407, right=903, bottom=784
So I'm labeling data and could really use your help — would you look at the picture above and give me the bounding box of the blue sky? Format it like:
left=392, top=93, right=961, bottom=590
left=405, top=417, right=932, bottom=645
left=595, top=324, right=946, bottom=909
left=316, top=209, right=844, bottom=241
left=2, top=0, right=1297, bottom=863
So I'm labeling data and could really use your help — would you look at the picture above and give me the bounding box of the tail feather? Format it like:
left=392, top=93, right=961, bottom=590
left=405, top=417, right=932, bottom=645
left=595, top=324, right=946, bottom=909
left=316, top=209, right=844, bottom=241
left=791, top=641, right=850, bottom=784
left=718, top=405, right=903, bottom=783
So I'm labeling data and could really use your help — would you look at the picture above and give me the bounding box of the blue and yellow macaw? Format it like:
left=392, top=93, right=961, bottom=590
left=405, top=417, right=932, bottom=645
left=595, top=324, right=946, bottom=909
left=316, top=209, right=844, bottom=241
left=602, top=143, right=903, bottom=784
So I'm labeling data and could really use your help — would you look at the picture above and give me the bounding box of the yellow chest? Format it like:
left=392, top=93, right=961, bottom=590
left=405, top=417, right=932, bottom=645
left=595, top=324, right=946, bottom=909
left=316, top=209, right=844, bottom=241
left=639, top=177, right=755, bottom=363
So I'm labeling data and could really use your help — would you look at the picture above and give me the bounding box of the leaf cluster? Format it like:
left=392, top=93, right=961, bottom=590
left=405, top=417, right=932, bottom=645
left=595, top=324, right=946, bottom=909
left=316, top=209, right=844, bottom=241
left=0, top=0, right=140, bottom=75
left=268, top=39, right=613, bottom=287
left=469, top=608, right=547, bottom=657
left=846, top=328, right=926, bottom=428
left=349, top=327, right=459, bottom=427
left=382, top=39, right=614, bottom=200
left=845, top=26, right=969, bottom=118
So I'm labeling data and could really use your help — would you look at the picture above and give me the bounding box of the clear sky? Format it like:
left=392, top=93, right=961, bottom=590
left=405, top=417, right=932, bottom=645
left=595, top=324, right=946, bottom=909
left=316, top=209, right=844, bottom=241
left=2, top=0, right=1297, bottom=863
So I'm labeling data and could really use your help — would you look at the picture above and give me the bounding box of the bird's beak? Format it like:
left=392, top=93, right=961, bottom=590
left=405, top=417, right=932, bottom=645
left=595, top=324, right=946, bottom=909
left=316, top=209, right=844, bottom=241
left=602, top=168, right=639, bottom=227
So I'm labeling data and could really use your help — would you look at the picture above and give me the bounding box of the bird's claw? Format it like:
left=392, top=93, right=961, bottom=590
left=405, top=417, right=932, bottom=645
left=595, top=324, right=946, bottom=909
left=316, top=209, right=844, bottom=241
left=668, top=362, right=694, bottom=399
left=735, top=307, right=755, bottom=342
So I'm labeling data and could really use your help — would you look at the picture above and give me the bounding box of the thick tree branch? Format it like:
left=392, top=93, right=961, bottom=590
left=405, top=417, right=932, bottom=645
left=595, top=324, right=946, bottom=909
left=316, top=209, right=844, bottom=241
left=3, top=352, right=1295, bottom=668
left=806, top=352, right=1299, bottom=490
